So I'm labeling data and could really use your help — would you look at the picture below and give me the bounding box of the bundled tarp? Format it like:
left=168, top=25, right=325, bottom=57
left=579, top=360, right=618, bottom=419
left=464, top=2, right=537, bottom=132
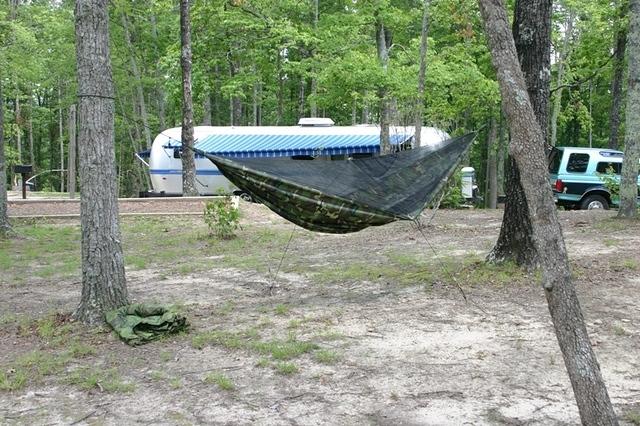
left=106, top=304, right=189, bottom=346
left=195, top=133, right=475, bottom=234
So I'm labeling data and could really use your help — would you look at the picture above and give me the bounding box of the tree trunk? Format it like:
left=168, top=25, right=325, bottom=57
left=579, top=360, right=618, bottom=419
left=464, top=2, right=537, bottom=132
left=487, top=0, right=551, bottom=268
left=150, top=13, right=167, bottom=131
left=619, top=0, right=640, bottom=218
left=28, top=95, right=34, bottom=168
left=376, top=16, right=392, bottom=155
left=16, top=95, right=22, bottom=163
left=479, top=1, right=619, bottom=423
left=486, top=114, right=498, bottom=209
left=0, top=79, right=11, bottom=237
left=608, top=13, right=628, bottom=150
left=58, top=86, right=64, bottom=193
left=497, top=112, right=506, bottom=197
left=74, top=0, right=129, bottom=325
left=550, top=9, right=575, bottom=147
left=310, top=0, right=319, bottom=118
left=68, top=104, right=77, bottom=198
left=202, top=94, right=212, bottom=126
left=414, top=0, right=431, bottom=148
left=276, top=53, right=284, bottom=126
left=180, top=0, right=198, bottom=196
left=298, top=79, right=305, bottom=120
left=122, top=13, right=153, bottom=149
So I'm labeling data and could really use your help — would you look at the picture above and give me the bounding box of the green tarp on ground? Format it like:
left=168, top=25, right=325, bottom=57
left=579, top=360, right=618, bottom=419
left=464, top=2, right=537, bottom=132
left=196, top=133, right=475, bottom=234
left=105, top=304, right=189, bottom=346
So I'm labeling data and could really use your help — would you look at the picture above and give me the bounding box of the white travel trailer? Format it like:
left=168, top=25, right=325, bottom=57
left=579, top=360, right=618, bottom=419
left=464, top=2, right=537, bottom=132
left=142, top=120, right=449, bottom=196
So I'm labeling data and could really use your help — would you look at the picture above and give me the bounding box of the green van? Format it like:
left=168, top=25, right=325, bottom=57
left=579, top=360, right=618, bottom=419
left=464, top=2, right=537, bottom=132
left=548, top=147, right=636, bottom=210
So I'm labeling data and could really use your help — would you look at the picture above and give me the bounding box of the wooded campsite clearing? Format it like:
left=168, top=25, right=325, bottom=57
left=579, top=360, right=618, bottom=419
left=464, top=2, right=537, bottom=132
left=1, top=203, right=639, bottom=425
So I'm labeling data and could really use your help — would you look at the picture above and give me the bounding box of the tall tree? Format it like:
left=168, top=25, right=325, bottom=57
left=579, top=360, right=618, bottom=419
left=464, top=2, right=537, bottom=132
left=479, top=0, right=619, bottom=423
left=74, top=0, right=129, bottom=325
left=0, top=78, right=10, bottom=238
left=608, top=1, right=628, bottom=150
left=619, top=0, right=640, bottom=218
left=414, top=0, right=431, bottom=148
left=376, top=12, right=392, bottom=155
left=180, top=0, right=198, bottom=196
left=486, top=0, right=551, bottom=268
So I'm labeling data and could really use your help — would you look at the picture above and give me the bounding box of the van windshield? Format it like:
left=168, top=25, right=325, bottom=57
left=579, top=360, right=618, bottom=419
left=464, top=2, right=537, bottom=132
left=548, top=148, right=562, bottom=173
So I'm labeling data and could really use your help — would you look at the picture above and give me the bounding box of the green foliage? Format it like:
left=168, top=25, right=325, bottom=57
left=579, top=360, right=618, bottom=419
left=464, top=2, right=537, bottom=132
left=203, top=197, right=240, bottom=240
left=439, top=171, right=467, bottom=209
left=598, top=166, right=620, bottom=203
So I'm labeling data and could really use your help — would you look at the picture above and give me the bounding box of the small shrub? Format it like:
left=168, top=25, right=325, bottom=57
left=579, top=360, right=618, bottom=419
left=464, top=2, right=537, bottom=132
left=598, top=167, right=620, bottom=204
left=203, top=196, right=240, bottom=240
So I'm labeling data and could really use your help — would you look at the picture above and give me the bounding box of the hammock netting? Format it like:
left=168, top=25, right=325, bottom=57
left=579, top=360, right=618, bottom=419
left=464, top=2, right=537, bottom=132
left=196, top=133, right=475, bottom=234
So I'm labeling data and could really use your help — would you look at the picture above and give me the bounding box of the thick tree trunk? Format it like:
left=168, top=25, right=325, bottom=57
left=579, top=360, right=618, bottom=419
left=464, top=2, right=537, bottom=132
left=414, top=0, right=431, bottom=148
left=376, top=15, right=392, bottom=155
left=619, top=0, right=640, bottom=218
left=550, top=9, right=574, bottom=147
left=74, top=0, right=129, bottom=325
left=479, top=1, right=619, bottom=423
left=609, top=24, right=628, bottom=150
left=0, top=79, right=11, bottom=237
left=68, top=104, right=77, bottom=198
left=180, top=0, right=198, bottom=196
left=487, top=0, right=551, bottom=268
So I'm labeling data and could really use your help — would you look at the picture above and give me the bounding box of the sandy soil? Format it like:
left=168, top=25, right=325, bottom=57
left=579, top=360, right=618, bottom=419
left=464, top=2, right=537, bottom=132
left=1, top=202, right=639, bottom=425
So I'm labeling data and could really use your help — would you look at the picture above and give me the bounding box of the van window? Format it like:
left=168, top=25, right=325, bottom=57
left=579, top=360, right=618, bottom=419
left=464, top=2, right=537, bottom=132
left=596, top=162, right=622, bottom=174
left=548, top=148, right=562, bottom=173
left=566, top=153, right=589, bottom=173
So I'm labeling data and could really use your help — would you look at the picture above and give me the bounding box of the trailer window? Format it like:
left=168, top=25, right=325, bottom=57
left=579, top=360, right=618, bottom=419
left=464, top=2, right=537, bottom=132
left=596, top=162, right=622, bottom=174
left=566, top=153, right=589, bottom=173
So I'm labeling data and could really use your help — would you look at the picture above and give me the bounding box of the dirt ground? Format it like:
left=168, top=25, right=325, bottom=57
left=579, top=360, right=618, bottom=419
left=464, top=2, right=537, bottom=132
left=1, top=200, right=639, bottom=425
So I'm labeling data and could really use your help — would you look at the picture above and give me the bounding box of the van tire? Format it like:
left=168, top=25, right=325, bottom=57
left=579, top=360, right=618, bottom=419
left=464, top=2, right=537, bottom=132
left=580, top=194, right=609, bottom=210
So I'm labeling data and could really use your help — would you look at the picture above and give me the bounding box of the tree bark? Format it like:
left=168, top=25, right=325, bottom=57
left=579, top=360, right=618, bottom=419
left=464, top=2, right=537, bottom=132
left=121, top=13, right=153, bottom=149
left=16, top=95, right=22, bottom=163
left=479, top=1, right=619, bottom=423
left=310, top=0, right=319, bottom=118
left=58, top=85, right=64, bottom=193
left=68, top=104, right=77, bottom=199
left=0, top=78, right=11, bottom=237
left=414, top=0, right=431, bottom=148
left=487, top=0, right=551, bottom=268
left=609, top=8, right=628, bottom=150
left=550, top=9, right=575, bottom=147
left=376, top=14, right=392, bottom=155
left=485, top=114, right=498, bottom=209
left=202, top=94, right=212, bottom=126
left=619, top=0, right=640, bottom=218
left=28, top=94, right=34, bottom=168
left=180, top=0, right=198, bottom=196
left=74, top=0, right=129, bottom=325
left=150, top=12, right=167, bottom=131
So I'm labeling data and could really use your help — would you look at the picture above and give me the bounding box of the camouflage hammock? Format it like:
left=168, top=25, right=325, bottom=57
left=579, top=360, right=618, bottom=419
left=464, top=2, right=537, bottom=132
left=196, top=133, right=475, bottom=234
left=106, top=304, right=189, bottom=346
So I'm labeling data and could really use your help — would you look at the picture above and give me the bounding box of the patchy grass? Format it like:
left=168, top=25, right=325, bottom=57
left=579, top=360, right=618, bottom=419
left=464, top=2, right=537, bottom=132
left=67, top=367, right=135, bottom=393
left=203, top=372, right=234, bottom=391
left=274, top=304, right=290, bottom=316
left=314, top=349, right=340, bottom=364
left=274, top=362, right=298, bottom=375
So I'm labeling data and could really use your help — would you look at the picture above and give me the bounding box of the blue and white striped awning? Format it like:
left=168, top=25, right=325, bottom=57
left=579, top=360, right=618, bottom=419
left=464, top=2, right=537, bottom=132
left=168, top=133, right=412, bottom=158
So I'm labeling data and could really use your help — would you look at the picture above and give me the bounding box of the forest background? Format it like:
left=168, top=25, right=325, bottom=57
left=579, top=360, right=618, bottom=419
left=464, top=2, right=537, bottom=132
left=0, top=0, right=629, bottom=198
